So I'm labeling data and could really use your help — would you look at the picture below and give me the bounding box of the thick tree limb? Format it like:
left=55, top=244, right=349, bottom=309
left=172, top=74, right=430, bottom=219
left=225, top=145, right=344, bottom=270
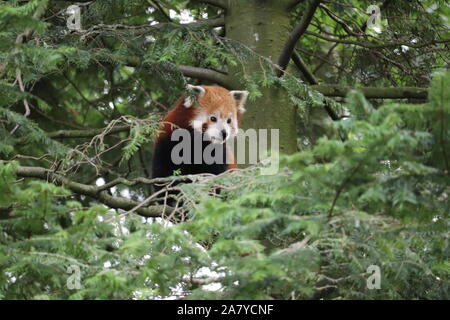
left=277, top=0, right=321, bottom=76
left=12, top=165, right=174, bottom=218
left=312, top=85, right=428, bottom=99
left=77, top=17, right=225, bottom=37
left=48, top=125, right=130, bottom=139
left=178, top=64, right=427, bottom=100
left=319, top=3, right=364, bottom=36
left=292, top=51, right=318, bottom=85
left=291, top=52, right=341, bottom=120
left=54, top=0, right=228, bottom=10
left=190, top=0, right=228, bottom=10
left=155, top=17, right=225, bottom=30
left=178, top=65, right=233, bottom=88
left=305, top=31, right=450, bottom=49
left=149, top=0, right=172, bottom=22
left=121, top=54, right=232, bottom=88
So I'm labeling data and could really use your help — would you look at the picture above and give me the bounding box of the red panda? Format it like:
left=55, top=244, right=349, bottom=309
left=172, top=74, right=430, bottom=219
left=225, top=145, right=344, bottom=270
left=152, top=85, right=248, bottom=192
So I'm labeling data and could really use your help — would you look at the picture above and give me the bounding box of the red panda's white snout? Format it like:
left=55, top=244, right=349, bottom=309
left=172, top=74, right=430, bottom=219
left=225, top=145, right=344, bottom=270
left=185, top=85, right=248, bottom=145
left=191, top=111, right=237, bottom=144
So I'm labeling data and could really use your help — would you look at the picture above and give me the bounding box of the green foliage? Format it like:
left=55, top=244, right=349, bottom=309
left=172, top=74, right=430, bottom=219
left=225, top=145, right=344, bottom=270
left=120, top=115, right=160, bottom=164
left=1, top=72, right=448, bottom=299
left=0, top=0, right=448, bottom=300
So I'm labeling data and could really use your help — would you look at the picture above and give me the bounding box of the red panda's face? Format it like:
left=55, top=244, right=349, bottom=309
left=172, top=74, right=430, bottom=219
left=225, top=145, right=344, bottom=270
left=184, top=85, right=248, bottom=144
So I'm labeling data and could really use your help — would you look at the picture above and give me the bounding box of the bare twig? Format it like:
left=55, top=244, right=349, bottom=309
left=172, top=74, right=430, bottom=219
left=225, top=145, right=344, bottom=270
left=10, top=68, right=31, bottom=135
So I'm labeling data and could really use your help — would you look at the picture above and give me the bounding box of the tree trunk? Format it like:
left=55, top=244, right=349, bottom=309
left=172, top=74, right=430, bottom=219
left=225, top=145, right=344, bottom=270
left=225, top=0, right=298, bottom=154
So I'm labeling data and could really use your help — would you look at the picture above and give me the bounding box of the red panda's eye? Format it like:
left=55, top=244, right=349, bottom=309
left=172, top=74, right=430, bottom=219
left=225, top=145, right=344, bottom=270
left=210, top=116, right=217, bottom=122
left=227, top=118, right=232, bottom=124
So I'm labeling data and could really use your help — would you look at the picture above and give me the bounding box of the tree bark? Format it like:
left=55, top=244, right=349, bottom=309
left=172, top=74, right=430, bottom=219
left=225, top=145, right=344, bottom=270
left=225, top=0, right=298, bottom=154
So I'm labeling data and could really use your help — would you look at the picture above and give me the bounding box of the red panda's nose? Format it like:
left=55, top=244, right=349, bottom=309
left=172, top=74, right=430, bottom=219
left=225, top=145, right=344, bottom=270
left=221, top=129, right=227, bottom=140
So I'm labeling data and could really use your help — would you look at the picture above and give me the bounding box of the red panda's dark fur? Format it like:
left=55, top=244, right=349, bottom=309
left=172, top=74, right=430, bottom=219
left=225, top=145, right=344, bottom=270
left=152, top=86, right=242, bottom=193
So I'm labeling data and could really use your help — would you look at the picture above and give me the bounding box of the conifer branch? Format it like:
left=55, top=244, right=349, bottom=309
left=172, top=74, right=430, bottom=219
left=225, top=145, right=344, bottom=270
left=311, top=85, right=428, bottom=100
left=51, top=0, right=93, bottom=2
left=291, top=51, right=340, bottom=120
left=148, top=0, right=172, bottom=22
left=48, top=125, right=131, bottom=139
left=11, top=164, right=175, bottom=218
left=319, top=3, right=364, bottom=36
left=291, top=51, right=318, bottom=85
left=76, top=17, right=225, bottom=37
left=177, top=61, right=427, bottom=99
left=277, top=0, right=321, bottom=76
left=178, top=65, right=233, bottom=88
left=10, top=68, right=31, bottom=135
left=305, top=31, right=450, bottom=49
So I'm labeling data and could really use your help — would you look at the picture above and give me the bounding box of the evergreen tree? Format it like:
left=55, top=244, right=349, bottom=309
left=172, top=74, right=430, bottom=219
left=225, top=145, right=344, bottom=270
left=0, top=0, right=448, bottom=299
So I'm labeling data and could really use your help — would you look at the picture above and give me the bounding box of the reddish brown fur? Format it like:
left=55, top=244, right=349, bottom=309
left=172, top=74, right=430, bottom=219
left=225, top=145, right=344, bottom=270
left=155, top=86, right=242, bottom=168
left=156, top=96, right=195, bottom=141
left=157, top=87, right=242, bottom=136
left=227, top=151, right=237, bottom=169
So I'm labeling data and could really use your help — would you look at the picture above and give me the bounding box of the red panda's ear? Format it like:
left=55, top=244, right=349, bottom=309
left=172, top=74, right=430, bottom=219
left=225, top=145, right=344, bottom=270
left=184, top=84, right=206, bottom=108
left=230, top=90, right=249, bottom=114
